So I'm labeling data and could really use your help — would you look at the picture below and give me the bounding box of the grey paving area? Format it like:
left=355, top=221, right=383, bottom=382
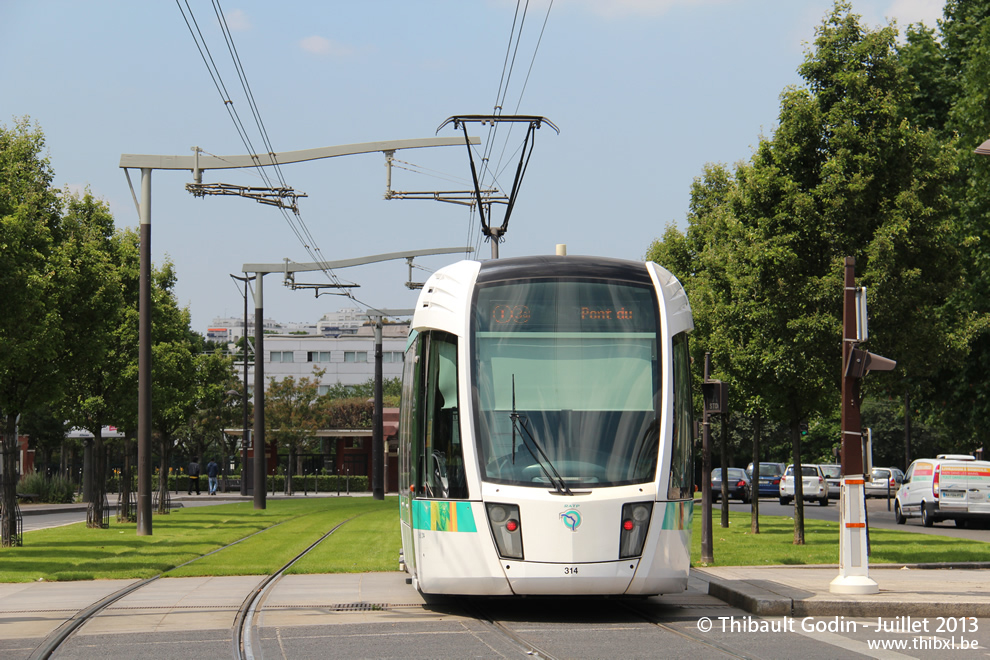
left=1, top=568, right=990, bottom=658
left=8, top=497, right=990, bottom=657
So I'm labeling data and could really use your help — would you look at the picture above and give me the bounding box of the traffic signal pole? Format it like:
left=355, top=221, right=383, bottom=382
left=830, top=257, right=879, bottom=594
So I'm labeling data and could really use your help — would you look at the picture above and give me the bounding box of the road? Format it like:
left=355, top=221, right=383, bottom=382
left=715, top=495, right=990, bottom=542
left=28, top=494, right=990, bottom=542
left=21, top=497, right=234, bottom=532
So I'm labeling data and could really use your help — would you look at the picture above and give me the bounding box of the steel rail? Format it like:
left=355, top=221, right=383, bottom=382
left=454, top=597, right=561, bottom=660
left=27, top=512, right=315, bottom=660
left=233, top=515, right=362, bottom=660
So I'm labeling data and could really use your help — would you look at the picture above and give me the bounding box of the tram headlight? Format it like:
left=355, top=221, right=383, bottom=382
left=619, top=501, right=653, bottom=559
left=486, top=502, right=523, bottom=560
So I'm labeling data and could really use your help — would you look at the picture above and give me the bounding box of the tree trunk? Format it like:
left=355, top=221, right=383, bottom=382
left=792, top=419, right=805, bottom=545
left=751, top=412, right=761, bottom=534
left=904, top=391, right=911, bottom=469
left=720, top=412, right=729, bottom=528
left=87, top=428, right=107, bottom=528
left=82, top=439, right=93, bottom=503
left=285, top=443, right=295, bottom=496
left=1, top=413, right=22, bottom=547
left=157, top=437, right=171, bottom=514
left=119, top=436, right=134, bottom=523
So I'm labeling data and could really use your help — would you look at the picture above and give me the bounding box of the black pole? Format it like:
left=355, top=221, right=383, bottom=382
left=253, top=273, right=266, bottom=510
left=720, top=403, right=729, bottom=529
left=137, top=168, right=153, bottom=536
left=701, top=352, right=713, bottom=564
left=372, top=318, right=384, bottom=500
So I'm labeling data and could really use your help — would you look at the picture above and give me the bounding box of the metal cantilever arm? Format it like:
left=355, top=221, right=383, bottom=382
left=436, top=115, right=558, bottom=242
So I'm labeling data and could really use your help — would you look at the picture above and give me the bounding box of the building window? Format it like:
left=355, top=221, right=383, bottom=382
left=343, top=351, right=368, bottom=363
left=382, top=351, right=404, bottom=363
left=308, top=351, right=331, bottom=363
left=270, top=351, right=294, bottom=363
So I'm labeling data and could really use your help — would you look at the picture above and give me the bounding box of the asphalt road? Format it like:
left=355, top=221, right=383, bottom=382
left=28, top=494, right=990, bottom=542
left=715, top=495, right=990, bottom=542
left=21, top=497, right=234, bottom=532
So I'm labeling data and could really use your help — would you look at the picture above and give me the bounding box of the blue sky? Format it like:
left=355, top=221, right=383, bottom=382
left=1, top=1, right=946, bottom=332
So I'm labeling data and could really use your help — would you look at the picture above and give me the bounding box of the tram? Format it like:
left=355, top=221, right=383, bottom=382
left=398, top=255, right=695, bottom=596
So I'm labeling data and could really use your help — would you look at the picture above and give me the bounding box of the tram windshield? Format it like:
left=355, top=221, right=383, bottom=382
left=472, top=278, right=661, bottom=488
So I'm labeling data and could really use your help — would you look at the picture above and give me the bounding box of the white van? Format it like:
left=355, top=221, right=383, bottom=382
left=895, top=455, right=990, bottom=527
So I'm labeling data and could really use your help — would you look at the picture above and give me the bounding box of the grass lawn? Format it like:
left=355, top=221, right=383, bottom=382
left=3, top=497, right=400, bottom=583
left=3, top=497, right=987, bottom=583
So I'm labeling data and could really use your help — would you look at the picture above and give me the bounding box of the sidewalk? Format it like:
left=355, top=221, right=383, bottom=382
left=694, top=563, right=990, bottom=617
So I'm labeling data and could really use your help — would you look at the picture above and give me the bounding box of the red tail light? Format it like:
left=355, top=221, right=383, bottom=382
left=933, top=465, right=941, bottom=499
left=736, top=480, right=746, bottom=488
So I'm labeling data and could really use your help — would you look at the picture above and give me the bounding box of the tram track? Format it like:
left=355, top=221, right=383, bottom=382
left=453, top=597, right=561, bottom=660
left=232, top=516, right=359, bottom=660
left=616, top=600, right=767, bottom=660
left=25, top=509, right=354, bottom=660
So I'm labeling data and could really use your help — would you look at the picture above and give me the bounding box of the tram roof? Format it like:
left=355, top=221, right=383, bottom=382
left=476, top=255, right=654, bottom=285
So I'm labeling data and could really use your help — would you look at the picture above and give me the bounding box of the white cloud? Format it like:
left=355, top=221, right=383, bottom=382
left=299, top=35, right=353, bottom=57
left=224, top=8, right=251, bottom=31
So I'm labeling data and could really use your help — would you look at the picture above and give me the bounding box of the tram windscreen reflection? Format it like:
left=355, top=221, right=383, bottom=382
left=473, top=280, right=662, bottom=487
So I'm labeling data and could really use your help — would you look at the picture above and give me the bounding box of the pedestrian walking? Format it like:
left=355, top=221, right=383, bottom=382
left=207, top=458, right=219, bottom=495
left=187, top=459, right=201, bottom=495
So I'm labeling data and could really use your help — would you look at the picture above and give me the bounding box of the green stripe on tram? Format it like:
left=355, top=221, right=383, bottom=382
left=412, top=500, right=478, bottom=532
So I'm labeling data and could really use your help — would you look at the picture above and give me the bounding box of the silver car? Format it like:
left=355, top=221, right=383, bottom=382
left=819, top=464, right=841, bottom=499
left=865, top=467, right=904, bottom=498
left=779, top=464, right=829, bottom=506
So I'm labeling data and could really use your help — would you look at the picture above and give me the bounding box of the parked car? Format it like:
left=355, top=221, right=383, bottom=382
left=746, top=462, right=786, bottom=497
left=819, top=464, right=842, bottom=499
left=779, top=464, right=829, bottom=506
left=896, top=455, right=990, bottom=527
left=711, top=467, right=751, bottom=503
left=865, top=467, right=904, bottom=498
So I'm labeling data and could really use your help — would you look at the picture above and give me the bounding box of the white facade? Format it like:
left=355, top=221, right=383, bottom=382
left=208, top=316, right=285, bottom=343
left=239, top=323, right=410, bottom=392
left=209, top=308, right=373, bottom=343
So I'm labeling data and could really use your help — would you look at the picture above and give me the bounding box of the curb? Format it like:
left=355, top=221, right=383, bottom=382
left=693, top=565, right=990, bottom=618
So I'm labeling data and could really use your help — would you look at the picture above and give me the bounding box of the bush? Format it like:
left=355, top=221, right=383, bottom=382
left=18, top=472, right=76, bottom=503
left=266, top=474, right=369, bottom=492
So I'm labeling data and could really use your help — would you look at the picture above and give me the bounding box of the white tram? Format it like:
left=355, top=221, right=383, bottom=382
left=398, top=255, right=696, bottom=596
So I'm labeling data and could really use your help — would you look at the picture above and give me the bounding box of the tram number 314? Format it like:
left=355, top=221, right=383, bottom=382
left=564, top=566, right=579, bottom=575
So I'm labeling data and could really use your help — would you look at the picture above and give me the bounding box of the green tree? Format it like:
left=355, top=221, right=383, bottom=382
left=648, top=2, right=960, bottom=543
left=897, top=1, right=990, bottom=451
left=141, top=261, right=198, bottom=510
left=184, top=349, right=238, bottom=478
left=266, top=372, right=323, bottom=494
left=0, top=118, right=65, bottom=545
left=58, top=192, right=130, bottom=527
left=321, top=377, right=402, bottom=401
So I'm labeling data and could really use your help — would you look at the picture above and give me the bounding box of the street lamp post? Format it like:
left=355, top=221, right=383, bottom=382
left=253, top=274, right=267, bottom=510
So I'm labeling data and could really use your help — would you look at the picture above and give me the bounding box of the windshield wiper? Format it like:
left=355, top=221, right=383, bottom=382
left=510, top=375, right=572, bottom=495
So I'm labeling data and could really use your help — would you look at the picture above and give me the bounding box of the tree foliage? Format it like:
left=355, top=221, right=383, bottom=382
left=647, top=2, right=962, bottom=541
left=0, top=118, right=68, bottom=544
left=897, top=0, right=990, bottom=448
